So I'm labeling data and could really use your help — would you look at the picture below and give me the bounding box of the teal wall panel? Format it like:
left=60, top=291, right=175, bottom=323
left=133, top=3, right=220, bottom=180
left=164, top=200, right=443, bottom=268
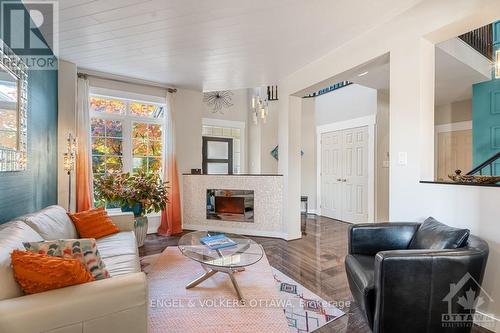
left=0, top=0, right=58, bottom=223
left=472, top=79, right=500, bottom=175
left=0, top=69, right=58, bottom=223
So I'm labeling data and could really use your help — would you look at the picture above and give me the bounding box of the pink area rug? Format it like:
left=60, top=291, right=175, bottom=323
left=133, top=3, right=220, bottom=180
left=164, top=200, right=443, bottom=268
left=273, top=268, right=345, bottom=332
left=145, top=247, right=290, bottom=333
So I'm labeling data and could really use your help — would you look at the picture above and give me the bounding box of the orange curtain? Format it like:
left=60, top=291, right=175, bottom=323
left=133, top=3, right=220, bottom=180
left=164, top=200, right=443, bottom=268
left=76, top=77, right=93, bottom=212
left=158, top=91, right=182, bottom=236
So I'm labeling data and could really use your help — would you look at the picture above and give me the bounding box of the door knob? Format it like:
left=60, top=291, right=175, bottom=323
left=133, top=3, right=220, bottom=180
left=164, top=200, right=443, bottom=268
left=342, top=179, right=347, bottom=182
left=336, top=178, right=342, bottom=181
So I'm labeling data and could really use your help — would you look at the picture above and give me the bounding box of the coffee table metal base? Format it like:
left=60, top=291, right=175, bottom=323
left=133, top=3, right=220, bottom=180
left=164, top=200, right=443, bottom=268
left=186, top=264, right=246, bottom=301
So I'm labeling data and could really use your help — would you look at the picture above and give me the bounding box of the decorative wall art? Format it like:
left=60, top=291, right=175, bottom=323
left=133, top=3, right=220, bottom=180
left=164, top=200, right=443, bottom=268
left=203, top=90, right=234, bottom=113
left=271, top=146, right=304, bottom=161
left=0, top=39, right=29, bottom=171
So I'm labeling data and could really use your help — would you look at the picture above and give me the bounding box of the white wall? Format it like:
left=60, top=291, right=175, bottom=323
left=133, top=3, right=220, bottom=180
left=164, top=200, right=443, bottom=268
left=435, top=99, right=472, bottom=125
left=301, top=98, right=316, bottom=212
left=277, top=0, right=500, bottom=327
left=260, top=101, right=279, bottom=174
left=174, top=89, right=203, bottom=175
left=315, top=84, right=377, bottom=126
left=376, top=91, right=390, bottom=221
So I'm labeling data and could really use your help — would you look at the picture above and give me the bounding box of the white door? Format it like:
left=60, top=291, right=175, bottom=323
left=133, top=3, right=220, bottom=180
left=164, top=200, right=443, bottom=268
left=341, top=127, right=369, bottom=223
left=320, top=126, right=369, bottom=223
left=437, top=130, right=472, bottom=181
left=320, top=131, right=343, bottom=220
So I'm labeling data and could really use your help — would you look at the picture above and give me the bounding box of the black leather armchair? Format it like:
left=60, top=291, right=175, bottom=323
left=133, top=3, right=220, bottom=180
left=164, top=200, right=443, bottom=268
left=345, top=222, right=489, bottom=333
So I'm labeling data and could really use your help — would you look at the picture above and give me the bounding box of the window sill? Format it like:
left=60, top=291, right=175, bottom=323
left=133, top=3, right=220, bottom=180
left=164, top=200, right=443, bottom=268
left=419, top=180, right=500, bottom=188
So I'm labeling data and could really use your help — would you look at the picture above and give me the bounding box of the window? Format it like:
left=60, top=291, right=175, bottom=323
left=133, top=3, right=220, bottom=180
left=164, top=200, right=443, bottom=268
left=132, top=122, right=162, bottom=173
left=91, top=118, right=123, bottom=175
left=202, top=137, right=233, bottom=174
left=90, top=94, right=165, bottom=182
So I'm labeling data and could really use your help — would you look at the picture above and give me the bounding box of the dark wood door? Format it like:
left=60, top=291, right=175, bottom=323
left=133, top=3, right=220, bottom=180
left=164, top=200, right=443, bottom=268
left=202, top=136, right=233, bottom=174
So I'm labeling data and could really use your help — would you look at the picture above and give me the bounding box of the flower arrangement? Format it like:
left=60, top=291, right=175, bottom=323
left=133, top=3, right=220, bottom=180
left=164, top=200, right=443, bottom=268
left=94, top=170, right=169, bottom=216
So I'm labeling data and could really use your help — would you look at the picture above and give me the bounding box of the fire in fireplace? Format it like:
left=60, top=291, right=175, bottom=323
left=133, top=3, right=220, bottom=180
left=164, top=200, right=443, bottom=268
left=206, top=189, right=254, bottom=222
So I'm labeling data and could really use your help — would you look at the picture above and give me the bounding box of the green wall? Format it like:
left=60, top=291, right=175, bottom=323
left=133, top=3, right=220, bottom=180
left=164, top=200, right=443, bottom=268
left=0, top=1, right=58, bottom=223
left=471, top=22, right=500, bottom=175
left=0, top=69, right=58, bottom=223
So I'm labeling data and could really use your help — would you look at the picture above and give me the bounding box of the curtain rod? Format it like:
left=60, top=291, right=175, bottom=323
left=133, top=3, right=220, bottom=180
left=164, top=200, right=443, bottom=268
left=77, top=72, right=177, bottom=93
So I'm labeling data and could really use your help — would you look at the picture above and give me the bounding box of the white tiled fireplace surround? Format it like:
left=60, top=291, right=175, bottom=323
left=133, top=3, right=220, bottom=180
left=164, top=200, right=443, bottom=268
left=182, top=174, right=285, bottom=239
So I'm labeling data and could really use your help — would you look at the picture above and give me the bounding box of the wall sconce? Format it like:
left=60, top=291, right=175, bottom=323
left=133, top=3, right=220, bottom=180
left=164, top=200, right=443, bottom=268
left=63, top=133, right=77, bottom=211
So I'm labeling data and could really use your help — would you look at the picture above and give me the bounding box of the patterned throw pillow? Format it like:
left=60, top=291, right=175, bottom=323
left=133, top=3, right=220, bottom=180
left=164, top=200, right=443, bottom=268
left=24, top=239, right=110, bottom=280
left=11, top=250, right=94, bottom=294
left=22, top=240, right=62, bottom=256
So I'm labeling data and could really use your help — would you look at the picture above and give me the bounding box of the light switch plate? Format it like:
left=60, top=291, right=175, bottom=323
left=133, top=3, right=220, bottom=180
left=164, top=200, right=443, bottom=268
left=398, top=152, right=407, bottom=166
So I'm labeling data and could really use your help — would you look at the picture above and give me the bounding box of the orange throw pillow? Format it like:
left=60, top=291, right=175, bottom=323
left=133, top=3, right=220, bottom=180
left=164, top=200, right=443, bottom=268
left=68, top=207, right=120, bottom=239
left=11, top=250, right=94, bottom=294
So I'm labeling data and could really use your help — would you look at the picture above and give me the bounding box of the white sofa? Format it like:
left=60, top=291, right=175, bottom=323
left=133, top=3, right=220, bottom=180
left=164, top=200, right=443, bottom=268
left=0, top=205, right=148, bottom=333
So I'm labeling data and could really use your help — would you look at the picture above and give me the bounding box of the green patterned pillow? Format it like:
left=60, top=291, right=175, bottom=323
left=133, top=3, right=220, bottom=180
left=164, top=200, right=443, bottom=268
left=23, top=239, right=110, bottom=280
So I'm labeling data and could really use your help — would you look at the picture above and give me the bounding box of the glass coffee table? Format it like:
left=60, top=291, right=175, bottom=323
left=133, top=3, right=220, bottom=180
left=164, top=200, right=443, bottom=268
left=178, top=231, right=264, bottom=301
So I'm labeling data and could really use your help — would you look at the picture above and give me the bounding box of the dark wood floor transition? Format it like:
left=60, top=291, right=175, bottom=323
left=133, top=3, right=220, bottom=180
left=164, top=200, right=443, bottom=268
left=140, top=215, right=490, bottom=333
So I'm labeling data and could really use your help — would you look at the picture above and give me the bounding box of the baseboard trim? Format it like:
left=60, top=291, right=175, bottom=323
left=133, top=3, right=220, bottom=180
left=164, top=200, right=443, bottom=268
left=182, top=223, right=288, bottom=240
left=475, top=310, right=500, bottom=332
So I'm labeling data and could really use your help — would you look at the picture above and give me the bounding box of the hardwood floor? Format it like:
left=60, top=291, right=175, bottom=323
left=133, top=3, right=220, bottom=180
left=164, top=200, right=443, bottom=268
left=140, top=215, right=490, bottom=333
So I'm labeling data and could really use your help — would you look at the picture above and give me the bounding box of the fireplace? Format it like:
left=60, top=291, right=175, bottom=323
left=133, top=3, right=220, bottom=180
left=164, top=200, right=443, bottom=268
left=206, top=189, right=254, bottom=222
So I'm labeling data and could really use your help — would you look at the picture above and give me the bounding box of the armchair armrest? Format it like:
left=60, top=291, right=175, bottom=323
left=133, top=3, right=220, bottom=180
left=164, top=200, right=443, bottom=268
left=373, top=246, right=488, bottom=333
left=108, top=211, right=135, bottom=231
left=348, top=223, right=420, bottom=255
left=0, top=272, right=147, bottom=333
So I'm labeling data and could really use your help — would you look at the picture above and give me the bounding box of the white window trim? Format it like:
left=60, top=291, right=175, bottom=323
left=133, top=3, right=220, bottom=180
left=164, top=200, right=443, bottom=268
left=89, top=91, right=167, bottom=176
left=202, top=118, right=246, bottom=173
left=91, top=86, right=166, bottom=105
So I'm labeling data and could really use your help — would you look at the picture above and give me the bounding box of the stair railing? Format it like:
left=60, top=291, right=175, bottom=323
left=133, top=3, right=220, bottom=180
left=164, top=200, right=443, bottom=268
left=459, top=24, right=493, bottom=60
left=466, top=152, right=500, bottom=176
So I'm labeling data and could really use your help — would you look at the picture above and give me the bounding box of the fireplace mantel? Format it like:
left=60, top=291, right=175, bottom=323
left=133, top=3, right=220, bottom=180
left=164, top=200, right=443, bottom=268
left=182, top=174, right=285, bottom=239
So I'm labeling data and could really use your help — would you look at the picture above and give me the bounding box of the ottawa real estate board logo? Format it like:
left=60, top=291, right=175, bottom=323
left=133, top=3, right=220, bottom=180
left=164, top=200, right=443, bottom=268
left=441, top=272, right=494, bottom=329
left=1, top=1, right=58, bottom=70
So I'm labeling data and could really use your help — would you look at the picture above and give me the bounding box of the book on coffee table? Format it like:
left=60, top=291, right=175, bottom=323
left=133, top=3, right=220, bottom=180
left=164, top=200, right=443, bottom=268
left=200, top=234, right=237, bottom=250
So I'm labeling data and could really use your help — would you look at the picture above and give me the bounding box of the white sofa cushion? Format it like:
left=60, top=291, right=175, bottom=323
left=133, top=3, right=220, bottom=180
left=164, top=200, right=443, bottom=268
left=96, top=231, right=140, bottom=277
left=0, top=221, right=43, bottom=300
left=20, top=205, right=77, bottom=240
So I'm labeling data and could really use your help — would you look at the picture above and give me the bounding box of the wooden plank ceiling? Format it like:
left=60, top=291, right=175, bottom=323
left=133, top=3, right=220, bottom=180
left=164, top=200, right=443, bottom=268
left=52, top=0, right=422, bottom=91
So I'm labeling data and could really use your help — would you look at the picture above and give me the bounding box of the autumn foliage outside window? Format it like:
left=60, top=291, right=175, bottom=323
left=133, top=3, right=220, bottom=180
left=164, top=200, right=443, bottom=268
left=89, top=94, right=166, bottom=207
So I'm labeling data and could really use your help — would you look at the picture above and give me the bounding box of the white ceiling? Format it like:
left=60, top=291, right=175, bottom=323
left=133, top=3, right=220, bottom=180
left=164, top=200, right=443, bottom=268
left=295, top=53, right=390, bottom=97
left=434, top=47, right=490, bottom=106
left=304, top=41, right=491, bottom=107
left=53, top=0, right=422, bottom=91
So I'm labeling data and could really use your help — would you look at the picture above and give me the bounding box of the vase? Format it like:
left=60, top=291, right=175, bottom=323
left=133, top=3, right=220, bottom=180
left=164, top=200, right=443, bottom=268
left=134, top=215, right=148, bottom=247
left=121, top=203, right=143, bottom=217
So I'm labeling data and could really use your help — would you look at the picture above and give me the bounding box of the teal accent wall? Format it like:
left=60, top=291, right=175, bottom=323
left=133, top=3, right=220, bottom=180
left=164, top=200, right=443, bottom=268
left=0, top=0, right=58, bottom=223
left=472, top=79, right=500, bottom=175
